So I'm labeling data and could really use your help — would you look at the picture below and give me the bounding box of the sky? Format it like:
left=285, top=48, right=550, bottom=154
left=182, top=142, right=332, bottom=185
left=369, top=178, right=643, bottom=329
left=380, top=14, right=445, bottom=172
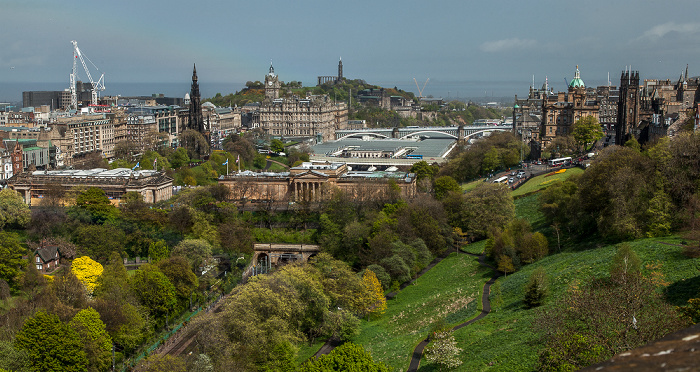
left=2, top=0, right=700, bottom=99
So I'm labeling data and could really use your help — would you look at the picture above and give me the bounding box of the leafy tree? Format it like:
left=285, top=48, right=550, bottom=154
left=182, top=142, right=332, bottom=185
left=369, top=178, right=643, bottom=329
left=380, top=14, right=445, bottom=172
left=148, top=240, right=169, bottom=263
left=425, top=329, right=463, bottom=369
left=73, top=224, right=127, bottom=262
left=14, top=311, right=88, bottom=372
left=321, top=309, right=361, bottom=342
left=524, top=266, right=548, bottom=308
left=168, top=147, right=191, bottom=169
left=270, top=138, right=285, bottom=153
left=0, top=340, right=30, bottom=372
left=0, top=188, right=30, bottom=230
left=171, top=239, right=212, bottom=271
left=70, top=308, right=112, bottom=372
left=179, top=129, right=210, bottom=160
left=300, top=342, right=388, bottom=372
left=71, top=256, right=104, bottom=295
left=444, top=182, right=515, bottom=240
left=360, top=269, right=387, bottom=318
left=50, top=269, right=88, bottom=321
left=572, top=115, right=604, bottom=152
left=409, top=160, right=439, bottom=182
left=0, top=232, right=26, bottom=291
left=157, top=256, right=198, bottom=301
left=366, top=264, right=390, bottom=290
left=130, top=264, right=176, bottom=317
left=74, top=187, right=118, bottom=223
left=433, top=175, right=461, bottom=200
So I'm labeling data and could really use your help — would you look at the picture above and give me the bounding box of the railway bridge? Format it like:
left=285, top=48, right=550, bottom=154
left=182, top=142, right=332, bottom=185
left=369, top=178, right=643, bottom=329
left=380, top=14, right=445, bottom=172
left=242, top=243, right=320, bottom=281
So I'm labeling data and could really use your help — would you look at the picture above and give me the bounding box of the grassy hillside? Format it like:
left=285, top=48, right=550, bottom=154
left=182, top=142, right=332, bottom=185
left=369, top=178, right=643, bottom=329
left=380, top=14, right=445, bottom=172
left=439, top=236, right=697, bottom=371
left=353, top=245, right=491, bottom=371
left=353, top=174, right=700, bottom=371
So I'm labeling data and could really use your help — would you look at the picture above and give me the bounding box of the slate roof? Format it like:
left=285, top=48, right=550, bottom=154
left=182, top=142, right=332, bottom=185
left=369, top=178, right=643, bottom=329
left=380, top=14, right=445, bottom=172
left=35, top=245, right=59, bottom=263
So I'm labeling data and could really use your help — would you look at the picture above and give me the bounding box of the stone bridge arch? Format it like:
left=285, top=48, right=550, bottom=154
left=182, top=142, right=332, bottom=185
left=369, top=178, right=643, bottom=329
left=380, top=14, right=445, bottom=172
left=243, top=243, right=320, bottom=281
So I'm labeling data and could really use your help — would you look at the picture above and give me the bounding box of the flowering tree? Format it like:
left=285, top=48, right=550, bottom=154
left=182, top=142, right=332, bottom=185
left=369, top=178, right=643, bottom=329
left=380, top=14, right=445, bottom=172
left=361, top=269, right=387, bottom=318
left=71, top=256, right=104, bottom=295
left=425, top=329, right=463, bottom=369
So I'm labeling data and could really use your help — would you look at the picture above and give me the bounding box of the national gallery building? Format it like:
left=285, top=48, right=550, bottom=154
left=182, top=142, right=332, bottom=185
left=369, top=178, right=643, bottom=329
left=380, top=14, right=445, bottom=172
left=218, top=162, right=417, bottom=203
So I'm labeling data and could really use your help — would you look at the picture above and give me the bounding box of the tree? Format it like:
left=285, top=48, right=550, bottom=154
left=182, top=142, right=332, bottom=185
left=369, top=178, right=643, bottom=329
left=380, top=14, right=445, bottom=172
left=360, top=269, right=387, bottom=318
left=572, top=115, right=604, bottom=152
left=73, top=224, right=127, bottom=262
left=168, top=147, right=191, bottom=169
left=270, top=138, right=285, bottom=153
left=14, top=311, right=88, bottom=372
left=425, top=329, right=463, bottom=369
left=179, top=129, right=210, bottom=160
left=445, top=183, right=515, bottom=240
left=0, top=232, right=26, bottom=291
left=71, top=256, right=104, bottom=295
left=433, top=175, right=461, bottom=200
left=171, top=239, right=212, bottom=271
left=157, top=256, right=198, bottom=301
left=0, top=189, right=30, bottom=230
left=148, top=240, right=169, bottom=263
left=74, top=187, right=118, bottom=223
left=130, top=264, right=176, bottom=317
left=524, top=266, right=548, bottom=308
left=410, top=160, right=439, bottom=182
left=300, top=342, right=388, bottom=372
left=70, top=308, right=112, bottom=372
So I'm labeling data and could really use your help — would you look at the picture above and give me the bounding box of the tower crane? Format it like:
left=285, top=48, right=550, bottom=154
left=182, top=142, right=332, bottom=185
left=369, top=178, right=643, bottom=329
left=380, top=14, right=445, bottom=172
left=70, top=40, right=105, bottom=109
left=413, top=77, right=429, bottom=99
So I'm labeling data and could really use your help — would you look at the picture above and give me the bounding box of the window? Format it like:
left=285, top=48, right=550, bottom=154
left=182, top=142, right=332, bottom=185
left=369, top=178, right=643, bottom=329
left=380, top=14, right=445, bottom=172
left=36, top=256, right=40, bottom=263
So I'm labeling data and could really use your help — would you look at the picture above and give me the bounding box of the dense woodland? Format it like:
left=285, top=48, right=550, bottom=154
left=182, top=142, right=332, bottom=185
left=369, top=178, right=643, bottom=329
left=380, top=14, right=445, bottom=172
left=1, top=119, right=700, bottom=370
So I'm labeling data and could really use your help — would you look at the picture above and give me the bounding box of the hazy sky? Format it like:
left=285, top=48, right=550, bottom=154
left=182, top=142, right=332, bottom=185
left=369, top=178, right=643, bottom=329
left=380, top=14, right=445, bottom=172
left=2, top=0, right=700, bottom=97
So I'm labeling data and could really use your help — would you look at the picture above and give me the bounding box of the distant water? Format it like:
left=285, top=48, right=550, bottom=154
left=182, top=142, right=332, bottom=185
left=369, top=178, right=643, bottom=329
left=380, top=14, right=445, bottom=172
left=0, top=79, right=566, bottom=105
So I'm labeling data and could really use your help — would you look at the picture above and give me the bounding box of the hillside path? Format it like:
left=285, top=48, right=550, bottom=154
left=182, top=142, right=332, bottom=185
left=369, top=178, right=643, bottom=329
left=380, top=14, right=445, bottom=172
left=406, top=252, right=502, bottom=372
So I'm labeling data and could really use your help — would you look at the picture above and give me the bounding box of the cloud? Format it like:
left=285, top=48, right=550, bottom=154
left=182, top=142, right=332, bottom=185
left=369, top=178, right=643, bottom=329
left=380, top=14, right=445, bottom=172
left=480, top=38, right=538, bottom=53
left=637, top=22, right=700, bottom=41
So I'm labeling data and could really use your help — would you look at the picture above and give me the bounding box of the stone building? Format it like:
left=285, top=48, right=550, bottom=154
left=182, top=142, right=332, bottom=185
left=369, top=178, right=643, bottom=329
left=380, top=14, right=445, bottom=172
left=8, top=168, right=173, bottom=206
left=253, top=63, right=348, bottom=142
left=219, top=161, right=416, bottom=203
left=540, top=66, right=599, bottom=149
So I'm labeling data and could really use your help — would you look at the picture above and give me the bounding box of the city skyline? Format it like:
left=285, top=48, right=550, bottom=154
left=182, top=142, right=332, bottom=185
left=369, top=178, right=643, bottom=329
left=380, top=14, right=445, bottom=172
left=2, top=0, right=700, bottom=100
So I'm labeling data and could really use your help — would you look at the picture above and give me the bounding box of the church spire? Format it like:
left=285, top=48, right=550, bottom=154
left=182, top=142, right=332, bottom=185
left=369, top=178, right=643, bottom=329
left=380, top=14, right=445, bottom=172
left=269, top=59, right=275, bottom=76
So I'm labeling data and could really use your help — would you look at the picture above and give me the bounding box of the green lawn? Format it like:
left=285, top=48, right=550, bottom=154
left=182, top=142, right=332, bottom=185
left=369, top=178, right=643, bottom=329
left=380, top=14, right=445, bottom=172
left=353, top=245, right=491, bottom=371
left=461, top=178, right=487, bottom=193
left=511, top=167, right=583, bottom=197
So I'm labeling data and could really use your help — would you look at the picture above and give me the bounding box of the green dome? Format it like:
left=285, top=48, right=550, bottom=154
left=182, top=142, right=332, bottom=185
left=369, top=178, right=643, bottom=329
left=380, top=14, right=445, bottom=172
left=514, top=103, right=520, bottom=108
left=569, top=65, right=585, bottom=88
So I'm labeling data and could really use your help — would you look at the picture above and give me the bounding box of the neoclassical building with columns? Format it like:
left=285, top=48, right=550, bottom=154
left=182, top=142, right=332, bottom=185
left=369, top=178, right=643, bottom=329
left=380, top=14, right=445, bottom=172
left=219, top=161, right=417, bottom=203
left=7, top=168, right=173, bottom=206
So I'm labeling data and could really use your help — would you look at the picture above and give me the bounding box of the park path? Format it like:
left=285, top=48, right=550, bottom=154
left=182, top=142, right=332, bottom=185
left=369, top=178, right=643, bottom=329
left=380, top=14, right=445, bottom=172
left=406, top=252, right=502, bottom=372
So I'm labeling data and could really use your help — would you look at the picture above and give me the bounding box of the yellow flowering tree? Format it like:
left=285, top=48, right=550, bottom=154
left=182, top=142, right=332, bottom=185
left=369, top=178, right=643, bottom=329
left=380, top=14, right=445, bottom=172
left=361, top=269, right=387, bottom=318
left=71, top=256, right=103, bottom=294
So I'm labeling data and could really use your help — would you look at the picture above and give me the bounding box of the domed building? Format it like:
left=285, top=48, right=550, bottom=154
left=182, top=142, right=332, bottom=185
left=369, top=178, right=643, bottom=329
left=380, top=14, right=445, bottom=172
left=540, top=66, right=599, bottom=150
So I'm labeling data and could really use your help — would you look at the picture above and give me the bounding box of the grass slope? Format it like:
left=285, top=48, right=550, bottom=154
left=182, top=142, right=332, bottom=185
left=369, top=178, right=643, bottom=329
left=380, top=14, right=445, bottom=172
left=353, top=245, right=491, bottom=371
left=441, top=236, right=699, bottom=371
left=511, top=167, right=583, bottom=197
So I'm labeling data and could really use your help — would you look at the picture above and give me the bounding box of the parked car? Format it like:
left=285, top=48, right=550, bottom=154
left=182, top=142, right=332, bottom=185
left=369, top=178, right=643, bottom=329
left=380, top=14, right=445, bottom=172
left=508, top=177, right=515, bottom=183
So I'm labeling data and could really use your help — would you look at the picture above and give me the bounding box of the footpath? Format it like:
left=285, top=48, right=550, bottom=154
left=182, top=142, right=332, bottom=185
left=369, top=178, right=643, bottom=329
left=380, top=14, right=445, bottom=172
left=407, top=251, right=502, bottom=372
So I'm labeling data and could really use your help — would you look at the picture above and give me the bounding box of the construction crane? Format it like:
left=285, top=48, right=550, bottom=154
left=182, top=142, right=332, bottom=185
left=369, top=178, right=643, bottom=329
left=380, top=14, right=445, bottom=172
left=70, top=40, right=105, bottom=109
left=413, top=77, right=429, bottom=99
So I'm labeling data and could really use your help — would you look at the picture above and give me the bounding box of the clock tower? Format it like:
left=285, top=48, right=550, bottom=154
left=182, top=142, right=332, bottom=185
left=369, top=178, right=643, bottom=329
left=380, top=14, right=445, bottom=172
left=265, top=61, right=281, bottom=100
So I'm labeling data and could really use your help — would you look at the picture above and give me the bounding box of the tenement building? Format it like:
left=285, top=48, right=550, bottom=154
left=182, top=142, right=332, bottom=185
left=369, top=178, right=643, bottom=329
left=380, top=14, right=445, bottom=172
left=252, top=63, right=348, bottom=142
left=219, top=161, right=416, bottom=203
left=8, top=168, right=173, bottom=206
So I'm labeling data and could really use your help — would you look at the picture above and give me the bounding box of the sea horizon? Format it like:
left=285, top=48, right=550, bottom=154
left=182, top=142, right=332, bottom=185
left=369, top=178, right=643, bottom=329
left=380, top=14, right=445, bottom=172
left=0, top=78, right=615, bottom=106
